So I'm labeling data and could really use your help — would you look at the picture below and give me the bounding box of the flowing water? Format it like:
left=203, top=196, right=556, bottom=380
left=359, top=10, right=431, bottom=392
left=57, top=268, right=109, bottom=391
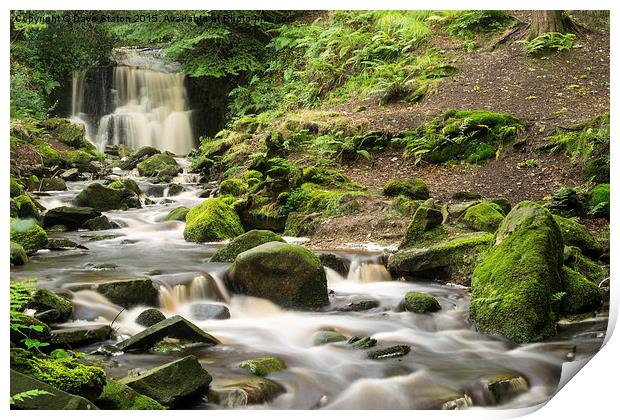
left=71, top=47, right=194, bottom=155
left=11, top=161, right=609, bottom=410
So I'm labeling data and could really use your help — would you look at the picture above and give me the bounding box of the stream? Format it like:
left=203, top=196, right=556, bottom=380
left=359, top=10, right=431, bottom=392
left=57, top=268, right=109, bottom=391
left=11, top=159, right=609, bottom=410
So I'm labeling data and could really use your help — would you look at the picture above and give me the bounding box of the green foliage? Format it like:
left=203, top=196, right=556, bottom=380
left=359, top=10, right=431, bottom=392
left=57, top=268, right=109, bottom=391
left=10, top=389, right=53, bottom=405
left=441, top=10, right=512, bottom=38
left=10, top=217, right=48, bottom=254
left=30, top=357, right=106, bottom=398
left=282, top=183, right=364, bottom=217
left=517, top=159, right=540, bottom=169
left=589, top=184, right=610, bottom=218
left=521, top=32, right=576, bottom=54
left=546, top=186, right=585, bottom=217
left=547, top=113, right=609, bottom=163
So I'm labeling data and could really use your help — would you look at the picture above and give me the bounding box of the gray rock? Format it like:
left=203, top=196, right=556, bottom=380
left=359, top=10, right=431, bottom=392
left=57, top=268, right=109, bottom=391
left=208, top=376, right=284, bottom=407
left=82, top=215, right=113, bottom=231
left=46, top=238, right=87, bottom=250
left=43, top=206, right=101, bottom=230
left=190, top=304, right=231, bottom=321
left=135, top=308, right=166, bottom=327
left=51, top=325, right=112, bottom=347
left=94, top=277, right=159, bottom=307
left=367, top=345, right=411, bottom=360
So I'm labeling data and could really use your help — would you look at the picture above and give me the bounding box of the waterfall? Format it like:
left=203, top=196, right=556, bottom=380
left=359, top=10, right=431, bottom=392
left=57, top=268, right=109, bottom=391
left=71, top=47, right=195, bottom=155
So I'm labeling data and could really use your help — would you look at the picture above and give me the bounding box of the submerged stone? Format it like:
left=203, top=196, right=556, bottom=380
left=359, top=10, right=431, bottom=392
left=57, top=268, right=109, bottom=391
left=189, top=303, right=231, bottom=321
left=208, top=376, right=284, bottom=407
left=367, top=344, right=411, bottom=360
left=348, top=336, right=377, bottom=349
left=312, top=330, right=347, bottom=345
left=165, top=206, right=189, bottom=222
left=469, top=372, right=529, bottom=406
left=403, top=291, right=441, bottom=313
left=238, top=356, right=287, bottom=377
left=338, top=299, right=380, bottom=312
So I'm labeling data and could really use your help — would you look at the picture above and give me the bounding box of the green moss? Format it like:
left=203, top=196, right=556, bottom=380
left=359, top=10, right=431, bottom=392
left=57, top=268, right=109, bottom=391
left=184, top=198, right=244, bottom=243
left=12, top=195, right=39, bottom=219
left=219, top=178, right=248, bottom=196
left=10, top=218, right=48, bottom=254
left=589, top=183, right=609, bottom=218
left=301, top=166, right=350, bottom=186
left=239, top=356, right=287, bottom=377
left=469, top=202, right=564, bottom=343
left=165, top=206, right=190, bottom=222
left=108, top=179, right=141, bottom=195
left=34, top=142, right=61, bottom=167
left=96, top=380, right=166, bottom=410
left=400, top=206, right=444, bottom=249
left=559, top=266, right=602, bottom=315
left=243, top=170, right=263, bottom=181
left=63, top=148, right=104, bottom=166
left=489, top=197, right=511, bottom=215
left=462, top=202, right=505, bottom=232
left=383, top=178, right=429, bottom=200
left=391, top=195, right=422, bottom=217
left=553, top=215, right=603, bottom=258
left=284, top=183, right=365, bottom=217
left=40, top=177, right=67, bottom=191
left=30, top=289, right=73, bottom=321
left=404, top=291, right=441, bottom=313
left=73, top=183, right=140, bottom=211
left=565, top=246, right=606, bottom=282
left=211, top=229, right=285, bottom=262
left=10, top=241, right=29, bottom=266
left=137, top=154, right=181, bottom=177
left=10, top=177, right=24, bottom=197
left=30, top=357, right=106, bottom=400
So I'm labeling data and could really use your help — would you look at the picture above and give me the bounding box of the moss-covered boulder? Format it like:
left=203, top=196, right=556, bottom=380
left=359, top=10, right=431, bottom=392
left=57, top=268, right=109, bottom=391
left=553, top=215, right=603, bottom=258
left=469, top=202, right=564, bottom=343
left=589, top=183, right=609, bottom=218
left=11, top=194, right=39, bottom=219
left=462, top=202, right=505, bottom=232
left=29, top=289, right=73, bottom=323
left=108, top=178, right=141, bottom=195
left=39, top=118, right=88, bottom=148
left=73, top=183, right=141, bottom=211
left=120, top=355, right=212, bottom=408
left=29, top=357, right=107, bottom=401
left=184, top=198, right=244, bottom=243
left=400, top=206, right=444, bottom=249
left=211, top=230, right=285, bottom=263
left=91, top=277, right=159, bottom=308
left=135, top=308, right=166, bottom=327
left=219, top=178, right=248, bottom=196
left=10, top=242, right=28, bottom=266
left=559, top=266, right=603, bottom=315
left=43, top=206, right=102, bottom=230
left=564, top=246, right=606, bottom=282
left=403, top=291, right=441, bottom=313
left=82, top=215, right=113, bottom=230
left=165, top=206, right=190, bottom=222
left=10, top=370, right=98, bottom=410
left=10, top=218, right=48, bottom=254
left=95, top=380, right=165, bottom=410
left=239, top=356, right=287, bottom=377
left=226, top=242, right=329, bottom=309
left=383, top=178, right=430, bottom=200
left=10, top=177, right=24, bottom=197
left=137, top=153, right=181, bottom=177
left=39, top=177, right=67, bottom=191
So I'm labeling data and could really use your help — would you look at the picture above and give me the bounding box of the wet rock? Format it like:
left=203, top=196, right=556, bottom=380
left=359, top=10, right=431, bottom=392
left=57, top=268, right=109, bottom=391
left=468, top=372, right=529, bottom=406
left=184, top=198, right=244, bottom=243
left=46, top=238, right=87, bottom=250
left=211, top=229, right=285, bottom=263
left=137, top=153, right=181, bottom=177
left=10, top=370, right=98, bottom=410
left=165, top=206, right=189, bottom=222
left=43, top=206, right=102, bottom=230
left=59, top=168, right=81, bottom=181
left=403, top=291, right=441, bottom=313
left=10, top=241, right=28, bottom=266
left=95, top=344, right=123, bottom=357
left=462, top=202, right=505, bottom=232
left=34, top=309, right=61, bottom=324
left=208, top=376, right=284, bottom=407
left=135, top=308, right=166, bottom=327
left=119, top=146, right=160, bottom=170
left=168, top=183, right=185, bottom=196
left=190, top=303, right=231, bottom=320
left=226, top=242, right=329, bottom=309
left=348, top=336, right=377, bottom=349
left=93, top=277, right=159, bottom=307
left=238, top=356, right=287, bottom=376
left=367, top=345, right=411, bottom=360
left=11, top=194, right=40, bottom=219
left=117, top=315, right=220, bottom=352
left=73, top=183, right=141, bottom=211
left=51, top=325, right=112, bottom=347
left=10, top=315, right=50, bottom=346
left=312, top=330, right=347, bottom=345
left=338, top=299, right=380, bottom=312
left=317, top=252, right=350, bottom=276
left=29, top=289, right=73, bottom=323
left=470, top=202, right=565, bottom=342
left=95, top=379, right=165, bottom=410
left=400, top=205, right=444, bottom=248
left=39, top=177, right=67, bottom=191
left=120, top=355, right=212, bottom=407
left=82, top=215, right=113, bottom=231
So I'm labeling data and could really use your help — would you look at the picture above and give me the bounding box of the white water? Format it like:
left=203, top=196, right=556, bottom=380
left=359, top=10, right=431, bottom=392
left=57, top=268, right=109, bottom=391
left=71, top=47, right=194, bottom=155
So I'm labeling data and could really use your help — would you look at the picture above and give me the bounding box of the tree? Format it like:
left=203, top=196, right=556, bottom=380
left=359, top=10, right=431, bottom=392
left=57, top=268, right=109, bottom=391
left=528, top=11, right=572, bottom=40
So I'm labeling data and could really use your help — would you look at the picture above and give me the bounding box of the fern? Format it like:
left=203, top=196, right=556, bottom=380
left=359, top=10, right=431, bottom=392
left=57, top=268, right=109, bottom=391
left=10, top=389, right=53, bottom=405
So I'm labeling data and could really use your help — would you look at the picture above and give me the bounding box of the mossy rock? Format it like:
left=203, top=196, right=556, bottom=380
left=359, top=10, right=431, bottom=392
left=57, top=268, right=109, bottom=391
left=63, top=149, right=102, bottom=166
left=12, top=194, right=39, bottom=219
left=10, top=218, right=48, bottom=254
left=383, top=178, right=430, bottom=200
left=559, top=266, right=603, bottom=315
left=10, top=241, right=28, bottom=266
left=238, top=356, right=287, bottom=377
left=10, top=315, right=51, bottom=347
left=73, top=183, right=141, bottom=211
left=30, top=357, right=107, bottom=401
left=43, top=206, right=102, bottom=230
left=400, top=206, right=443, bottom=249
left=95, top=380, right=165, bottom=410
left=564, top=246, right=606, bottom=282
left=39, top=118, right=87, bottom=148
left=137, top=153, right=181, bottom=177
left=211, top=229, right=285, bottom=263
left=108, top=178, right=141, bottom=195
left=10, top=177, right=24, bottom=198
left=165, top=206, right=190, bottom=222
left=29, top=289, right=73, bottom=323
left=553, top=215, right=603, bottom=258
left=184, top=198, right=244, bottom=243
left=135, top=309, right=166, bottom=327
left=589, top=183, right=609, bottom=218
left=403, top=291, right=441, bottom=313
left=226, top=242, right=329, bottom=309
left=470, top=201, right=564, bottom=343
left=243, top=170, right=263, bottom=182
left=40, top=177, right=67, bottom=191
left=489, top=197, right=511, bottom=215
left=34, top=142, right=61, bottom=167
left=219, top=178, right=248, bottom=196
left=462, top=202, right=505, bottom=232
left=82, top=215, right=113, bottom=231
left=312, top=330, right=347, bottom=345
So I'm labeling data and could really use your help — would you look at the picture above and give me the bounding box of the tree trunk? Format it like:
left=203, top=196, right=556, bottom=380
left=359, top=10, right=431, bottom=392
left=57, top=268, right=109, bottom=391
left=528, top=11, right=566, bottom=40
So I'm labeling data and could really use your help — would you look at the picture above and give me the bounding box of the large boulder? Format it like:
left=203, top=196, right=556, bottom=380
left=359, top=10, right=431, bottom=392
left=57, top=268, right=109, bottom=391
left=469, top=202, right=564, bottom=343
left=39, top=177, right=67, bottom=191
left=400, top=206, right=443, bottom=249
left=137, top=153, right=181, bottom=177
left=226, top=242, right=329, bottom=309
left=95, top=380, right=165, bottom=410
left=10, top=370, right=98, bottom=410
left=10, top=241, right=28, bottom=266
left=51, top=325, right=112, bottom=347
left=559, top=266, right=603, bottom=315
left=462, top=202, right=505, bottom=232
left=90, top=277, right=159, bottom=308
left=73, top=183, right=141, bottom=211
left=211, top=229, right=285, bottom=262
left=43, top=206, right=102, bottom=230
left=119, top=355, right=212, bottom=407
left=403, top=291, right=441, bottom=313
left=184, top=198, right=244, bottom=243
left=10, top=218, right=48, bottom=254
left=553, top=215, right=603, bottom=258
left=117, top=315, right=220, bottom=352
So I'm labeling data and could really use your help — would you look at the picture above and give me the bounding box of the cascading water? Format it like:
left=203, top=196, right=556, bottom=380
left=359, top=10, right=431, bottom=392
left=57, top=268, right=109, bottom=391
left=71, top=47, right=195, bottom=155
